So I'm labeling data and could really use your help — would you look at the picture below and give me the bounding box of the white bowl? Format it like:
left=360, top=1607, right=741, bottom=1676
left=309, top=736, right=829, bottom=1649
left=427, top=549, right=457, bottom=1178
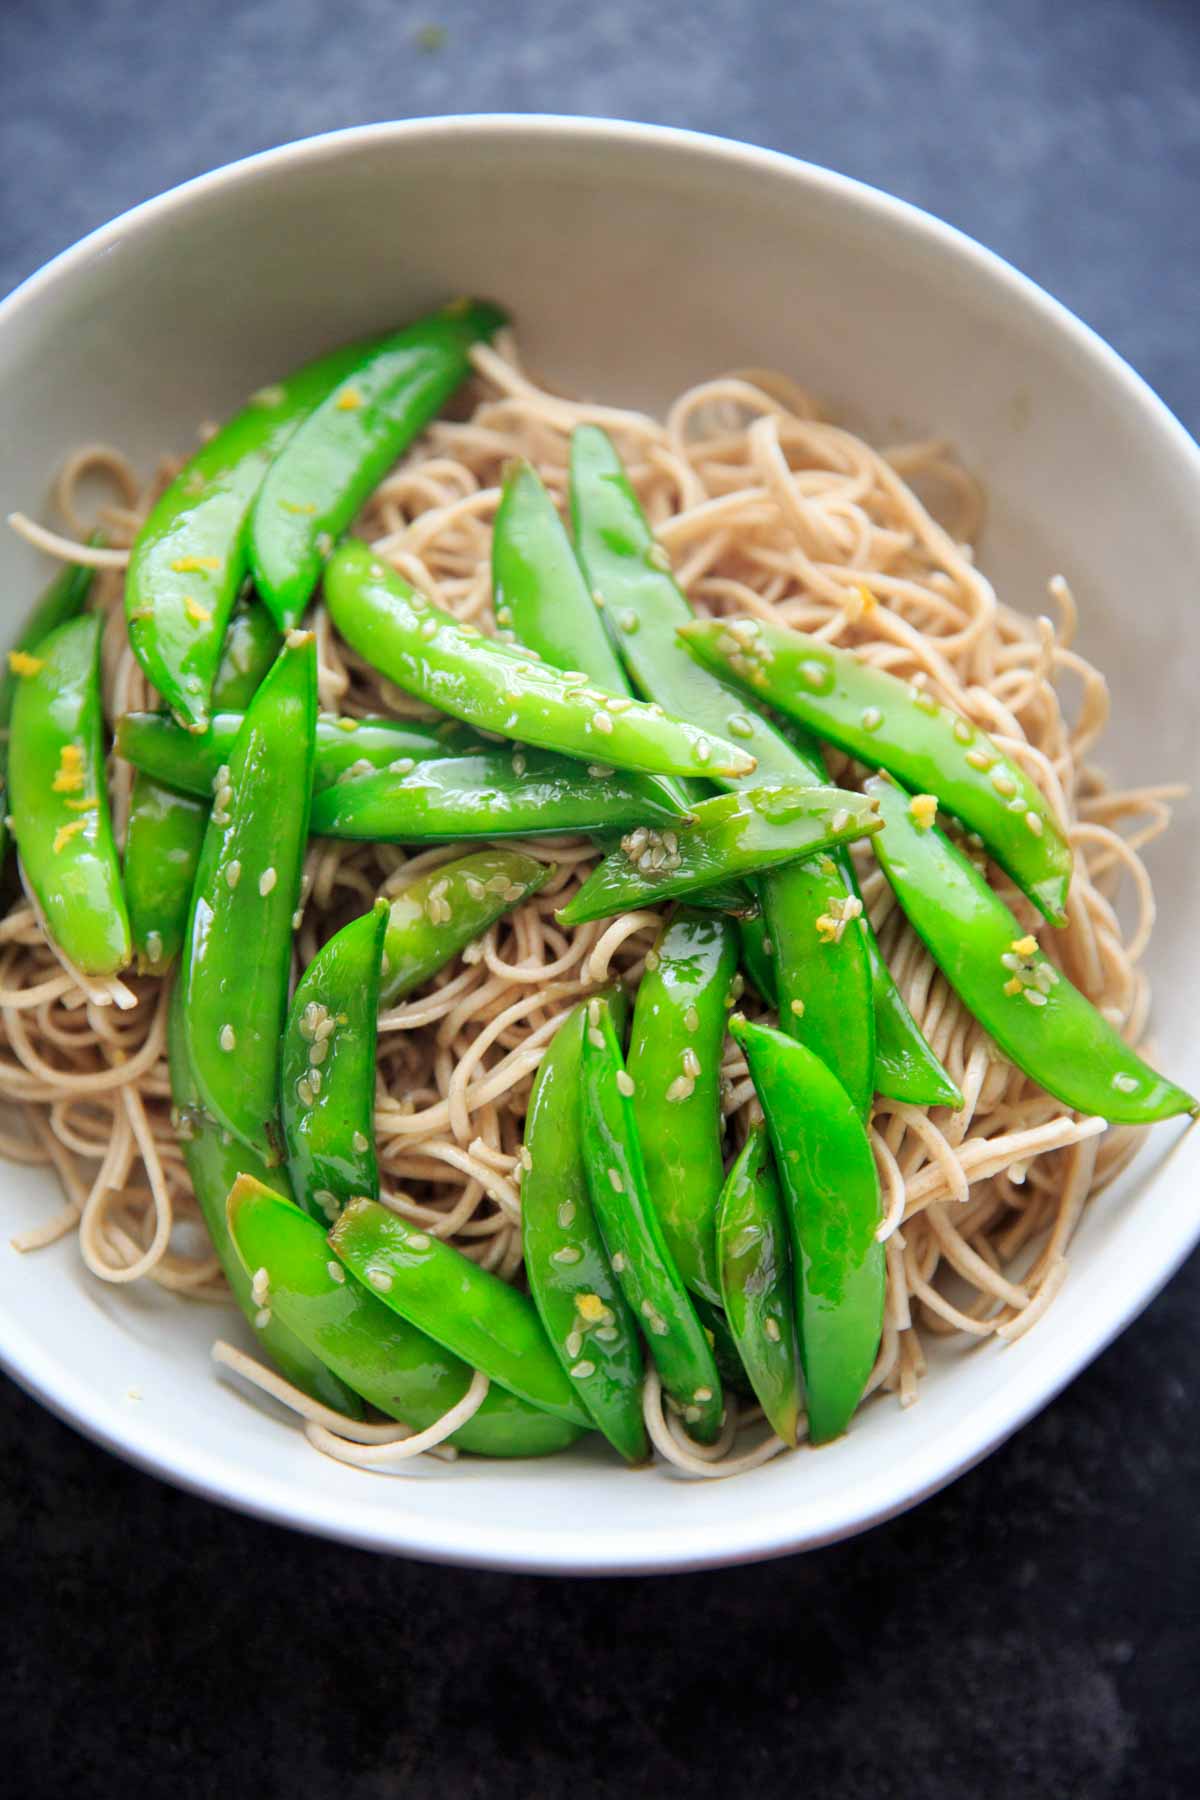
left=1, top=117, right=1197, bottom=1574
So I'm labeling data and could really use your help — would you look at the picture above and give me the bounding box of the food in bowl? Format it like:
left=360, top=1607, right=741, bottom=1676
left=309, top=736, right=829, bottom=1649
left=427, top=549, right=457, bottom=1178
left=3, top=301, right=1191, bottom=1481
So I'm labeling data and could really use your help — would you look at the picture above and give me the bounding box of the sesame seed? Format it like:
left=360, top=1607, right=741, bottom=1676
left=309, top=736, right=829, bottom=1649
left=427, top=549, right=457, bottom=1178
left=682, top=1048, right=701, bottom=1079
left=259, top=867, right=277, bottom=896
left=1112, top=1072, right=1138, bottom=1093
left=251, top=1267, right=270, bottom=1305
left=406, top=1232, right=432, bottom=1250
left=694, top=738, right=712, bottom=764
left=588, top=997, right=601, bottom=1025
left=292, top=910, right=304, bottom=929
left=366, top=1267, right=393, bottom=1292
left=761, top=938, right=773, bottom=957
left=619, top=610, right=639, bottom=634
left=591, top=710, right=614, bottom=735
left=799, top=659, right=826, bottom=688
left=694, top=1387, right=713, bottom=1402
left=644, top=950, right=660, bottom=972
left=592, top=589, right=605, bottom=609
left=296, top=1077, right=314, bottom=1106
left=965, top=748, right=993, bottom=771
left=1023, top=990, right=1048, bottom=1007
left=588, top=763, right=615, bottom=778
left=224, top=859, right=242, bottom=890
left=616, top=1070, right=635, bottom=1097
left=647, top=543, right=671, bottom=573
left=552, top=1245, right=582, bottom=1265
left=219, top=1024, right=236, bottom=1053
left=254, top=1308, right=272, bottom=1329
left=308, top=1069, right=322, bottom=1095
left=389, top=757, right=415, bottom=776
left=665, top=1074, right=695, bottom=1103
left=420, top=617, right=438, bottom=640
left=764, top=1318, right=782, bottom=1342
left=565, top=1330, right=584, bottom=1359
left=790, top=998, right=805, bottom=1016
left=684, top=1405, right=702, bottom=1423
left=465, top=876, right=486, bottom=900
left=683, top=1005, right=700, bottom=1033
left=861, top=706, right=883, bottom=732
left=588, top=1027, right=605, bottom=1050
left=952, top=718, right=973, bottom=743
left=829, top=808, right=851, bottom=833
left=612, top=1252, right=627, bottom=1273
left=327, top=1260, right=345, bottom=1284
left=314, top=1190, right=338, bottom=1221
left=570, top=1360, right=597, bottom=1379
left=607, top=1167, right=624, bottom=1193
left=727, top=714, right=754, bottom=739
left=594, top=1325, right=619, bottom=1343
left=557, top=1201, right=576, bottom=1229
left=1025, top=811, right=1044, bottom=837
left=991, top=769, right=1017, bottom=798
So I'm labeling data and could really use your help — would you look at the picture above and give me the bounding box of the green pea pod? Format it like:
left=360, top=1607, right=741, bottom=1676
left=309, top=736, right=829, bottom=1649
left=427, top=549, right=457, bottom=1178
left=493, top=458, right=693, bottom=819
left=250, top=301, right=506, bottom=628
left=681, top=615, right=1073, bottom=926
left=329, top=1199, right=591, bottom=1428
left=227, top=1177, right=581, bottom=1458
left=309, top=747, right=689, bottom=843
left=281, top=900, right=387, bottom=1224
left=556, top=784, right=883, bottom=927
left=380, top=849, right=550, bottom=1006
left=124, top=601, right=284, bottom=975
left=866, top=774, right=1195, bottom=1123
left=181, top=631, right=317, bottom=1158
left=731, top=1015, right=885, bottom=1445
left=522, top=997, right=648, bottom=1464
left=0, top=547, right=99, bottom=869
left=581, top=998, right=723, bottom=1442
left=737, top=902, right=961, bottom=1109
left=323, top=539, right=756, bottom=781
left=167, top=980, right=362, bottom=1418
left=761, top=858, right=875, bottom=1117
left=716, top=1124, right=801, bottom=1447
left=569, top=423, right=950, bottom=1108
left=627, top=908, right=738, bottom=1303
left=8, top=614, right=130, bottom=976
left=115, top=707, right=481, bottom=799
left=127, top=341, right=374, bottom=730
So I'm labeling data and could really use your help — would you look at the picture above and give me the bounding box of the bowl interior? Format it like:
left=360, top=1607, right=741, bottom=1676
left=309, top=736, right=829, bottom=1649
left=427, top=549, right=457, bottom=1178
left=1, top=118, right=1197, bottom=1572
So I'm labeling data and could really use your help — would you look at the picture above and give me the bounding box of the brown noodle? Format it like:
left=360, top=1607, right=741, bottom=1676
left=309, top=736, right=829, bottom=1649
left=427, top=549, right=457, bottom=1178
left=2, top=329, right=1177, bottom=1476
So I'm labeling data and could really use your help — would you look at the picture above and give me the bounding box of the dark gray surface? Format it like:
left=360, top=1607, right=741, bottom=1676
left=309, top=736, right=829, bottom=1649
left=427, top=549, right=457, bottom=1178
left=2, top=2, right=1198, bottom=1795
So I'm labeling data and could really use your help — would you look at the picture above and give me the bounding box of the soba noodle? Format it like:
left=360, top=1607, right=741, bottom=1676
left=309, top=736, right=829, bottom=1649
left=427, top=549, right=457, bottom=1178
left=2, top=330, right=1174, bottom=1476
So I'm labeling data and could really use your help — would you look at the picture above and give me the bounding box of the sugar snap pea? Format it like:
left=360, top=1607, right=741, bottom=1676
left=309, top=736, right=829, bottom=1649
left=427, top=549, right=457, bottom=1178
left=581, top=998, right=723, bottom=1442
left=866, top=774, right=1195, bottom=1123
left=716, top=1123, right=801, bottom=1447
left=227, top=1177, right=582, bottom=1457
left=323, top=538, right=756, bottom=781
left=731, top=1016, right=885, bottom=1444
left=329, top=1198, right=591, bottom=1428
left=309, top=746, right=688, bottom=843
left=0, top=549, right=98, bottom=870
left=556, top=784, right=882, bottom=927
left=127, top=340, right=373, bottom=730
left=181, top=631, right=316, bottom=1158
left=281, top=900, right=388, bottom=1224
left=380, top=849, right=550, bottom=1007
left=626, top=908, right=738, bottom=1303
left=116, top=707, right=482, bottom=799
left=521, top=995, right=648, bottom=1463
left=569, top=423, right=951, bottom=1106
left=124, top=600, right=283, bottom=975
left=167, top=980, right=362, bottom=1418
left=681, top=615, right=1073, bottom=925
left=250, top=301, right=506, bottom=628
left=8, top=614, right=130, bottom=976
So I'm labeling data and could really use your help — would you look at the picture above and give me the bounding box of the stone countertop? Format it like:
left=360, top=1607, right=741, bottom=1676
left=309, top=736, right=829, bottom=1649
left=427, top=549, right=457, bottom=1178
left=2, top=3, right=1197, bottom=1794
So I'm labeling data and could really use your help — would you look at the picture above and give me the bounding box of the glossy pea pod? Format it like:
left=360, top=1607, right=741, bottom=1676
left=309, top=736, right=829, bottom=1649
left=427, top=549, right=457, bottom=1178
left=227, top=1178, right=583, bottom=1458
left=492, top=457, right=693, bottom=817
left=0, top=548, right=98, bottom=869
left=731, top=1016, right=885, bottom=1445
left=309, top=747, right=688, bottom=843
left=116, top=707, right=480, bottom=798
left=556, top=784, right=883, bottom=927
left=580, top=998, right=724, bottom=1442
left=379, top=849, right=551, bottom=1006
left=281, top=900, right=388, bottom=1224
left=521, top=994, right=648, bottom=1464
left=124, top=602, right=282, bottom=974
left=322, top=538, right=756, bottom=782
left=126, top=339, right=374, bottom=729
left=180, top=631, right=316, bottom=1158
left=569, top=424, right=955, bottom=1110
left=7, top=613, right=130, bottom=977
left=250, top=301, right=506, bottom=629
left=626, top=908, right=738, bottom=1303
left=329, top=1199, right=591, bottom=1428
left=716, top=1123, right=802, bottom=1447
left=866, top=774, right=1195, bottom=1123
left=166, top=979, right=363, bottom=1418
left=681, top=614, right=1073, bottom=925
